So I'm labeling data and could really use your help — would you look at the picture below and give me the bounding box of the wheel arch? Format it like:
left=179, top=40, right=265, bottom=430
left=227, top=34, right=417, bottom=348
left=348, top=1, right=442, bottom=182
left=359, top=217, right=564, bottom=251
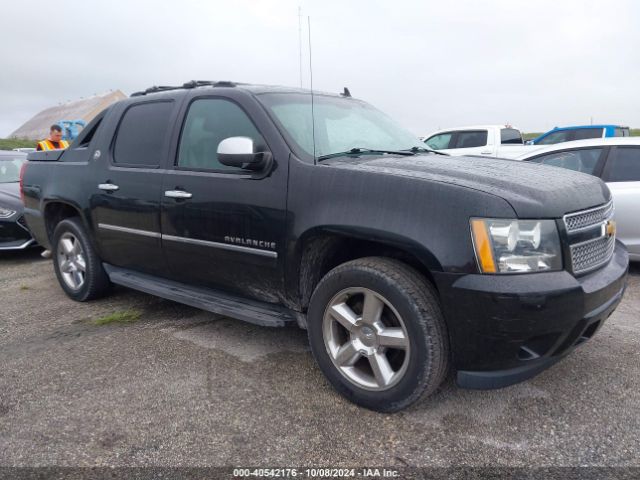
left=291, top=226, right=443, bottom=312
left=43, top=200, right=88, bottom=244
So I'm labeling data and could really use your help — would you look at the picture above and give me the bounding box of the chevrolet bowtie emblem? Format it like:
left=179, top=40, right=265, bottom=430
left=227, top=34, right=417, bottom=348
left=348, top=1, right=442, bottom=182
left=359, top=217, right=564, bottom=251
left=605, top=220, right=616, bottom=238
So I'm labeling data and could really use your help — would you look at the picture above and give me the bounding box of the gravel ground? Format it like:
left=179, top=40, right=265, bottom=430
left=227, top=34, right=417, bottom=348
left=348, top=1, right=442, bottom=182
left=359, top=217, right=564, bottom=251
left=0, top=249, right=639, bottom=468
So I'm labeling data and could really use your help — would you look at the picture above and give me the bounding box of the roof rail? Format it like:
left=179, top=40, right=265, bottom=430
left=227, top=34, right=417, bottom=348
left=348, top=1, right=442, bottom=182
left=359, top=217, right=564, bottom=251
left=130, top=80, right=239, bottom=97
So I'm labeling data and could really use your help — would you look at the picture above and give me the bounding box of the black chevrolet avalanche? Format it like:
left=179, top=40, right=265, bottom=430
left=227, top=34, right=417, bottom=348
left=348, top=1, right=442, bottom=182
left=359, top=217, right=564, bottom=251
left=22, top=81, right=628, bottom=412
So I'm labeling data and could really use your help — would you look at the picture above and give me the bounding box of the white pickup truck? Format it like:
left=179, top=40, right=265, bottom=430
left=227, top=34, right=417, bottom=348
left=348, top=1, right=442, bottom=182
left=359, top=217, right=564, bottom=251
left=422, top=125, right=535, bottom=159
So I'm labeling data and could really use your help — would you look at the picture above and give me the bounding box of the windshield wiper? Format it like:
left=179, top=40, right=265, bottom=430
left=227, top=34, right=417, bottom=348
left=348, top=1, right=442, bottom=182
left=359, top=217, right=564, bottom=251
left=403, top=146, right=449, bottom=156
left=317, top=147, right=415, bottom=162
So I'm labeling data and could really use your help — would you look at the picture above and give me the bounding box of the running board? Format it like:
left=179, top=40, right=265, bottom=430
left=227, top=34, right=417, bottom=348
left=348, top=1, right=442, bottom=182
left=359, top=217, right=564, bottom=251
left=103, top=264, right=296, bottom=328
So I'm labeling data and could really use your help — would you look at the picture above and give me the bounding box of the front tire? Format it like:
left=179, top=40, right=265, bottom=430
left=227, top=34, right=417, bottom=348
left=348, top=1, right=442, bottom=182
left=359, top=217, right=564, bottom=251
left=307, top=257, right=449, bottom=412
left=52, top=217, right=111, bottom=301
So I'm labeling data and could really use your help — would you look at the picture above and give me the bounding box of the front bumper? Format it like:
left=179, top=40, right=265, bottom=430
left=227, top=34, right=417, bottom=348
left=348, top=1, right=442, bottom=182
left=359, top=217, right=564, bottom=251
left=436, top=240, right=629, bottom=389
left=0, top=215, right=36, bottom=250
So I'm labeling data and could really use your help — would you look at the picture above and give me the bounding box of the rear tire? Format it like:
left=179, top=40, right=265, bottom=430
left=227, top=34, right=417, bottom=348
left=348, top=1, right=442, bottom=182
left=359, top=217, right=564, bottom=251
left=307, top=257, right=449, bottom=412
left=52, top=217, right=111, bottom=301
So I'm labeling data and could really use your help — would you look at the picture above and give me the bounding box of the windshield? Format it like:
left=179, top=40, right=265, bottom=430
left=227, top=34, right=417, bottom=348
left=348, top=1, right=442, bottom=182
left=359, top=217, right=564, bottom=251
left=258, top=93, right=425, bottom=159
left=0, top=157, right=25, bottom=183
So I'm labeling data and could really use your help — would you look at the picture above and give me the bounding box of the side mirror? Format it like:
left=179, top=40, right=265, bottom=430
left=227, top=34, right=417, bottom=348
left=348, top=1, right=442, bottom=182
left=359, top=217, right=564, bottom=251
left=217, top=137, right=270, bottom=171
left=525, top=139, right=534, bottom=145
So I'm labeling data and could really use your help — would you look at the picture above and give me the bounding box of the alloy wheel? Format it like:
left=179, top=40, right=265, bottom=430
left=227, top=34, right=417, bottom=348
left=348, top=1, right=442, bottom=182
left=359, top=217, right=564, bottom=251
left=57, top=232, right=87, bottom=290
left=322, top=287, right=411, bottom=391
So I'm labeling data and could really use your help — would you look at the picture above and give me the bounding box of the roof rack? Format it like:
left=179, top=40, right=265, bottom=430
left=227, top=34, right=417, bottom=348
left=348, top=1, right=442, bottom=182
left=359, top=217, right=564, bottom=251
left=130, top=80, right=239, bottom=97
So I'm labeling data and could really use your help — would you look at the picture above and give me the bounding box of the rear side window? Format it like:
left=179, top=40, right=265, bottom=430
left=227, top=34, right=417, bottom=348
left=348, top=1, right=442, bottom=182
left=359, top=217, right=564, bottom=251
left=500, top=128, right=523, bottom=144
left=76, top=117, right=102, bottom=148
left=177, top=98, right=265, bottom=172
left=529, top=148, right=603, bottom=175
left=572, top=128, right=603, bottom=141
left=113, top=101, right=174, bottom=166
left=605, top=147, right=640, bottom=182
left=424, top=132, right=453, bottom=150
left=454, top=130, right=487, bottom=149
left=614, top=127, right=630, bottom=137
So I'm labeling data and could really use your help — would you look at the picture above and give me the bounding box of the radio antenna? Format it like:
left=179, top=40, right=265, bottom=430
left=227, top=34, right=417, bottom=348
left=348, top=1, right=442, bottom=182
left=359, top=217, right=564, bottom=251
left=308, top=16, right=317, bottom=163
left=298, top=6, right=303, bottom=88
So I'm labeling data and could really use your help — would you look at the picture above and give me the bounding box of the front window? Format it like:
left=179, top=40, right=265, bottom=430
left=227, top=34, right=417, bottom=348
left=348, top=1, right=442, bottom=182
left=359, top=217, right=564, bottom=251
left=258, top=93, right=424, bottom=159
left=536, top=130, right=571, bottom=145
left=177, top=98, right=265, bottom=172
left=0, top=157, right=25, bottom=183
left=425, top=132, right=453, bottom=150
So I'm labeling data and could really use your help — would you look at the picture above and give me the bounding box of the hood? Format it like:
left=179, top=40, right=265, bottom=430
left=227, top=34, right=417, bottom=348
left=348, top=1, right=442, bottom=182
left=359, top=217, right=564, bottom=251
left=0, top=182, right=24, bottom=211
left=327, top=154, right=610, bottom=218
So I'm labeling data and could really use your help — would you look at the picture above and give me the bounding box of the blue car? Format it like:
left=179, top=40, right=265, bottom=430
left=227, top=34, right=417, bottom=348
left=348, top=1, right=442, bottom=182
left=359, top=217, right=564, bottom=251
left=528, top=124, right=630, bottom=145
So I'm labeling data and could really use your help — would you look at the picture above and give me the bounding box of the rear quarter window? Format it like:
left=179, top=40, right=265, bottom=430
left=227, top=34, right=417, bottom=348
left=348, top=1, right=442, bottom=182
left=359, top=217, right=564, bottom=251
left=572, top=128, right=604, bottom=141
left=500, top=128, right=523, bottom=144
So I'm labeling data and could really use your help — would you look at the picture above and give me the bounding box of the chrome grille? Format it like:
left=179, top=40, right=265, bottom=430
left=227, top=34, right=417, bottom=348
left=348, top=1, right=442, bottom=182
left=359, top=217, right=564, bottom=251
left=570, top=235, right=616, bottom=274
left=564, top=202, right=615, bottom=274
left=563, top=201, right=613, bottom=232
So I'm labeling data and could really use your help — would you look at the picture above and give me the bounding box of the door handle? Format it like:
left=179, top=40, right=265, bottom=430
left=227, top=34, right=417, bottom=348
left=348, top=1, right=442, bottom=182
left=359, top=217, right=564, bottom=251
left=98, top=183, right=119, bottom=192
left=164, top=190, right=193, bottom=199
left=480, top=151, right=493, bottom=155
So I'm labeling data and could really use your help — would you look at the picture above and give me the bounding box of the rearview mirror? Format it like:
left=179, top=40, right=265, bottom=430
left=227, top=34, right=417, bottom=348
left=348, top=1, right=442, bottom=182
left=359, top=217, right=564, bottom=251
left=217, top=137, right=270, bottom=171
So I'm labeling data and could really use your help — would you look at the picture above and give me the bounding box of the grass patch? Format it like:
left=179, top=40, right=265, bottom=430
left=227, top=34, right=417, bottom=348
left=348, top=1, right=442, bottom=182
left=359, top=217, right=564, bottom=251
left=19, top=285, right=29, bottom=290
left=92, top=310, right=141, bottom=326
left=0, top=138, right=37, bottom=150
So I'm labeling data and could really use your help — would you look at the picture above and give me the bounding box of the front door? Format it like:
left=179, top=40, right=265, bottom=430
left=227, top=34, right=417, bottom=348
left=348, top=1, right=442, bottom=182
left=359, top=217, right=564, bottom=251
left=160, top=96, right=288, bottom=303
left=90, top=99, right=180, bottom=276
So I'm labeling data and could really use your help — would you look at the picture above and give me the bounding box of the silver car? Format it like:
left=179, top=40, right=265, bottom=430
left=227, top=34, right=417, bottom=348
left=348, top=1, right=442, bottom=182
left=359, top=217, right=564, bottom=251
left=517, top=137, right=640, bottom=261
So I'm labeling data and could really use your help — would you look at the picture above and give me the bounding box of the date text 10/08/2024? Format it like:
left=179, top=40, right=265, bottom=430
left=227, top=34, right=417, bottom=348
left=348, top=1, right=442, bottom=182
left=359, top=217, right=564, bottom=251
left=233, top=468, right=400, bottom=478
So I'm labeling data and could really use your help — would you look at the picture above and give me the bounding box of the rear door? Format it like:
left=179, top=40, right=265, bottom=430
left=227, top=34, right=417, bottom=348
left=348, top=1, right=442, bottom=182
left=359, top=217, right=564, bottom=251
left=90, top=98, right=182, bottom=276
left=601, top=146, right=640, bottom=257
left=159, top=93, right=288, bottom=303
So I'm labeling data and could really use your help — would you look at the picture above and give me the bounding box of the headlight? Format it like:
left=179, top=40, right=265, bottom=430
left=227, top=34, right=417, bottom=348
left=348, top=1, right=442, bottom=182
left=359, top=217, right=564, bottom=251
left=470, top=218, right=562, bottom=273
left=0, top=206, right=16, bottom=219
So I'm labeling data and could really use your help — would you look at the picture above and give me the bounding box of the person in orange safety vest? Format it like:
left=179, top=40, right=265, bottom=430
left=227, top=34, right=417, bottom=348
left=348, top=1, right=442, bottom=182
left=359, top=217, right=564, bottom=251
left=36, top=124, right=70, bottom=151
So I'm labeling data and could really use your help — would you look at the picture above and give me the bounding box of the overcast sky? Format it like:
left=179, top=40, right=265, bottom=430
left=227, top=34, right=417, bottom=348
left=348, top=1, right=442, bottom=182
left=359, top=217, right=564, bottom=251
left=1, top=0, right=638, bottom=138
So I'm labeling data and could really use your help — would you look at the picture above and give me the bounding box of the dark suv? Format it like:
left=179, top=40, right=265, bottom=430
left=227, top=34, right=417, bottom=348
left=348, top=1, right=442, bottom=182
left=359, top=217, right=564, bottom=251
left=22, top=81, right=628, bottom=412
